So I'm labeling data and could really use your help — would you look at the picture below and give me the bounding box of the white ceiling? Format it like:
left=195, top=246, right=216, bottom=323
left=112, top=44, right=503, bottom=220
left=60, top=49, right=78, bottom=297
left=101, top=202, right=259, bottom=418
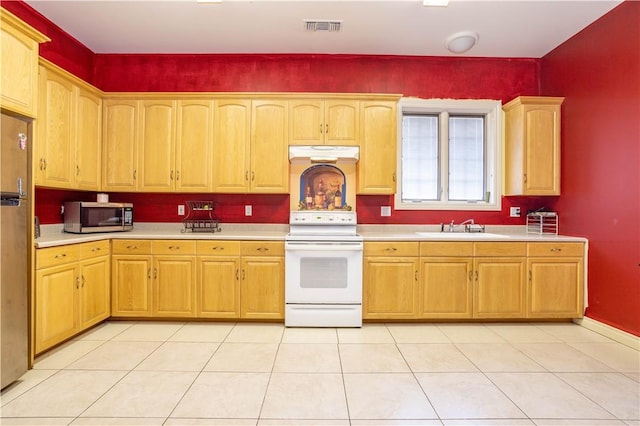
left=24, top=0, right=622, bottom=57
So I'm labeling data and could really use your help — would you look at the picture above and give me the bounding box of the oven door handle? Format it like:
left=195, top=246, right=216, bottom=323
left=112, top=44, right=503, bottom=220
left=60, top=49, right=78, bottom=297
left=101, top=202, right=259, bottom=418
left=285, top=242, right=363, bottom=251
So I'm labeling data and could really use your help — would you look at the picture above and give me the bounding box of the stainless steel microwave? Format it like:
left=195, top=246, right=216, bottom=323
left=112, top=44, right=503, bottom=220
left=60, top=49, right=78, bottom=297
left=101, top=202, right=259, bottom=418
left=63, top=202, right=133, bottom=233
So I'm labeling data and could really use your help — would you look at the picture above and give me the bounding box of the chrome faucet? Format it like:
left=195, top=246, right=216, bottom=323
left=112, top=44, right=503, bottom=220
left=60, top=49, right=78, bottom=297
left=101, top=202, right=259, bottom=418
left=441, top=218, right=475, bottom=232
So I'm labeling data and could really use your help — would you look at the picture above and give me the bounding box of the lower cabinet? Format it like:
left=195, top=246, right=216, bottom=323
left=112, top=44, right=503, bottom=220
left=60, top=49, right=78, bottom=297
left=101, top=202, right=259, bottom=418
left=35, top=241, right=110, bottom=354
left=363, top=240, right=583, bottom=321
left=419, top=242, right=474, bottom=319
left=527, top=242, right=584, bottom=318
left=363, top=242, right=419, bottom=319
left=112, top=239, right=284, bottom=320
left=111, top=240, right=196, bottom=318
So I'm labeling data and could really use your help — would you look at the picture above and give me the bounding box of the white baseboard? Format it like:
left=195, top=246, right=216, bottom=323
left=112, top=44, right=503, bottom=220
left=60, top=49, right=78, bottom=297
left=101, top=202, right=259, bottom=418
left=574, top=317, right=640, bottom=350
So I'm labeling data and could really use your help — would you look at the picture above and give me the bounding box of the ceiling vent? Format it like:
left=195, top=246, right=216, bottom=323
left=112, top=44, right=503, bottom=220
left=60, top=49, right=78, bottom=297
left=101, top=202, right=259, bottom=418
left=304, top=20, right=342, bottom=32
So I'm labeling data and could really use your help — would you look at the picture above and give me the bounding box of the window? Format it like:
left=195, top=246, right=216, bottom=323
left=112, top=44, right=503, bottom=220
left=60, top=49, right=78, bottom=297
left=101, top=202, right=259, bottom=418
left=395, top=98, right=502, bottom=211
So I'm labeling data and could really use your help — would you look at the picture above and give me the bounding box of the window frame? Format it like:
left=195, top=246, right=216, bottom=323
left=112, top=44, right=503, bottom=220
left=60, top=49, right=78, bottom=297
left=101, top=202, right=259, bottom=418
left=395, top=98, right=503, bottom=211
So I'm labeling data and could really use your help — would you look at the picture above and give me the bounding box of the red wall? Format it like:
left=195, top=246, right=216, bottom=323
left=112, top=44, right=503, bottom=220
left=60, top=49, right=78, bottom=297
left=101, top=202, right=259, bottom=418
left=540, top=1, right=640, bottom=336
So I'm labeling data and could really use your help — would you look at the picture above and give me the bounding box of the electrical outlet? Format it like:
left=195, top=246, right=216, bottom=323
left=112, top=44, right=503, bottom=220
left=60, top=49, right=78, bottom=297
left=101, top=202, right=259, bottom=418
left=178, top=205, right=185, bottom=216
left=381, top=206, right=391, bottom=217
left=510, top=206, right=521, bottom=217
left=245, top=205, right=252, bottom=216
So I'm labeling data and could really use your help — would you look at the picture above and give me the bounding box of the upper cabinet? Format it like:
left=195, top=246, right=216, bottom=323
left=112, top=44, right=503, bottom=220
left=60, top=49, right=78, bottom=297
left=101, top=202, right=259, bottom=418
left=102, top=97, right=214, bottom=192
left=0, top=8, right=49, bottom=118
left=213, top=99, right=289, bottom=193
left=35, top=61, right=102, bottom=190
left=503, top=96, right=564, bottom=196
left=357, top=100, right=398, bottom=194
left=289, top=99, right=359, bottom=146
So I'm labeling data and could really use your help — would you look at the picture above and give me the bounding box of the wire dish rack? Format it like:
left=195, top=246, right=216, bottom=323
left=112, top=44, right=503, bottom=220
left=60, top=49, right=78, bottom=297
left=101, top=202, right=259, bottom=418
left=526, top=211, right=558, bottom=235
left=181, top=201, right=221, bottom=233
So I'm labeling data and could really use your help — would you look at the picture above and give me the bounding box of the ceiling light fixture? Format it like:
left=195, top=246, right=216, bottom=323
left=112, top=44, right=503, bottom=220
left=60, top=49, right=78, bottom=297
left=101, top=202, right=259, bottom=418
left=445, top=31, right=478, bottom=54
left=423, top=0, right=450, bottom=6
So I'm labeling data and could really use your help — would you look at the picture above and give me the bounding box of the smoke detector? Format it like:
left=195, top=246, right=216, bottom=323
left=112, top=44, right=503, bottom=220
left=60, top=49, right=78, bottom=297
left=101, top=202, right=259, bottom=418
left=304, top=20, right=342, bottom=32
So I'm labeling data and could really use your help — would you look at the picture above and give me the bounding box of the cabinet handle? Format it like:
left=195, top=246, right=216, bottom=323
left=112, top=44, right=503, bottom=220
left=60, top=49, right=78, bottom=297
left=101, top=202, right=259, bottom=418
left=385, top=247, right=397, bottom=252
left=320, top=124, right=324, bottom=134
left=43, top=159, right=47, bottom=170
left=251, top=171, right=255, bottom=181
left=245, top=171, right=249, bottom=181
left=91, top=247, right=101, bottom=252
left=415, top=270, right=418, bottom=282
left=257, top=247, right=269, bottom=252
left=236, top=269, right=239, bottom=280
left=393, top=172, right=396, bottom=183
left=176, top=171, right=180, bottom=181
left=325, top=123, right=328, bottom=134
left=153, top=268, right=158, bottom=279
left=39, top=158, right=43, bottom=170
left=54, top=253, right=67, bottom=259
left=523, top=173, right=527, bottom=184
left=528, top=270, right=532, bottom=282
left=81, top=275, right=86, bottom=288
left=170, top=170, right=174, bottom=181
left=147, top=268, right=151, bottom=279
left=211, top=246, right=224, bottom=251
left=133, top=170, right=137, bottom=180
left=550, top=248, right=562, bottom=252
left=469, top=270, right=473, bottom=281
left=242, top=269, right=246, bottom=280
left=168, top=245, right=180, bottom=250
left=76, top=165, right=80, bottom=176
left=126, top=245, right=138, bottom=250
left=76, top=276, right=80, bottom=289
left=474, top=270, right=478, bottom=281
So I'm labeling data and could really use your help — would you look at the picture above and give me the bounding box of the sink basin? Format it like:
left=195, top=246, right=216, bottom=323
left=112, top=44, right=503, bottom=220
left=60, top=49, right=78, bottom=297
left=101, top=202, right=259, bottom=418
left=415, top=232, right=509, bottom=239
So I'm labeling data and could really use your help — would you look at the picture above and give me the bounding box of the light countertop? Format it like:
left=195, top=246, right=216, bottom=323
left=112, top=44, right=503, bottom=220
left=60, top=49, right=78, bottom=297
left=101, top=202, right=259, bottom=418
left=35, top=223, right=587, bottom=248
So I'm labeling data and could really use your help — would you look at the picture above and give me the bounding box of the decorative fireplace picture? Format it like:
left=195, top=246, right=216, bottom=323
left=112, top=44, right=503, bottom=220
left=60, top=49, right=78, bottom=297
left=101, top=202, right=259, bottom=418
left=297, top=164, right=351, bottom=210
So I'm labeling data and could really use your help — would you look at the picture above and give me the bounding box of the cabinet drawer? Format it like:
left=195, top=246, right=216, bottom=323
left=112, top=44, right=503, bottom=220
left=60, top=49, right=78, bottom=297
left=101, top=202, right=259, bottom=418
left=197, top=240, right=241, bottom=256
left=112, top=239, right=152, bottom=254
left=527, top=242, right=584, bottom=257
left=364, top=242, right=418, bottom=257
left=240, top=241, right=284, bottom=256
left=474, top=242, right=526, bottom=257
left=420, top=242, right=473, bottom=257
left=36, top=245, right=80, bottom=269
left=79, top=240, right=110, bottom=259
left=153, top=240, right=197, bottom=255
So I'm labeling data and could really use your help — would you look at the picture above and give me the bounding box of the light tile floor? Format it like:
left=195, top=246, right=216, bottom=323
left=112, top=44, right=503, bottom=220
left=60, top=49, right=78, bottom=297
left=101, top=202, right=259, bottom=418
left=1, top=321, right=638, bottom=426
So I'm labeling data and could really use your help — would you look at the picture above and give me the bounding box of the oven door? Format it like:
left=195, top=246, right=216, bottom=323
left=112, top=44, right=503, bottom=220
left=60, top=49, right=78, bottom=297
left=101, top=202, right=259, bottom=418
left=285, top=240, right=363, bottom=304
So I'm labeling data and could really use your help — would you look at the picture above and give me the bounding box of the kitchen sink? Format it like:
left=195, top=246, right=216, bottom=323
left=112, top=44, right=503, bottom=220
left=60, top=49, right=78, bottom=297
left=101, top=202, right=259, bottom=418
left=415, top=232, right=510, bottom=239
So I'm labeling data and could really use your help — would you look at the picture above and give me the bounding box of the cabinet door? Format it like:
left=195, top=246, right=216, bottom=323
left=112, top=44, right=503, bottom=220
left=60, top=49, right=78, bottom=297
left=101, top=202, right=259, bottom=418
left=139, top=100, right=176, bottom=192
left=75, top=87, right=102, bottom=190
left=111, top=255, right=152, bottom=317
left=37, top=66, right=75, bottom=188
left=420, top=257, right=473, bottom=319
left=523, top=105, right=561, bottom=195
left=176, top=100, right=214, bottom=192
left=213, top=100, right=251, bottom=192
left=154, top=256, right=196, bottom=317
left=35, top=263, right=79, bottom=354
left=240, top=256, right=284, bottom=319
left=102, top=100, right=138, bottom=191
left=357, top=101, right=397, bottom=194
left=528, top=258, right=583, bottom=318
left=197, top=256, right=240, bottom=318
left=78, top=255, right=110, bottom=329
left=325, top=100, right=359, bottom=145
left=289, top=100, right=323, bottom=145
left=474, top=257, right=526, bottom=318
left=250, top=100, right=289, bottom=193
left=363, top=257, right=418, bottom=319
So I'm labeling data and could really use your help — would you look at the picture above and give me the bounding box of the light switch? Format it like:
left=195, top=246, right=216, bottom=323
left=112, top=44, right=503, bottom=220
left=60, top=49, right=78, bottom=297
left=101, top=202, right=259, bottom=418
left=245, top=205, right=252, bottom=216
left=178, top=205, right=185, bottom=216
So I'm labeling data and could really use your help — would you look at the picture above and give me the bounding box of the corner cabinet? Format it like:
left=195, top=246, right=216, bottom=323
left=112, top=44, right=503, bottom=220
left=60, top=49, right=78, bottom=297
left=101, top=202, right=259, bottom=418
left=357, top=100, right=398, bottom=194
left=503, top=96, right=564, bottom=195
left=213, top=99, right=289, bottom=193
left=35, top=61, right=102, bottom=190
left=0, top=8, right=49, bottom=117
left=35, top=241, right=110, bottom=354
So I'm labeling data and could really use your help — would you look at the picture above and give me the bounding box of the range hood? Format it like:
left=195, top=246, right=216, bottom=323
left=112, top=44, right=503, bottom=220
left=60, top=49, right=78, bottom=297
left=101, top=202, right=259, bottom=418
left=288, top=145, right=359, bottom=163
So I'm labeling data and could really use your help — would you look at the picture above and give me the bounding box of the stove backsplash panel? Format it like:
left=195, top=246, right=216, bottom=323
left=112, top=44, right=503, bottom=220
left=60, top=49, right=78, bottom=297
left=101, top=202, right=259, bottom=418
left=289, top=162, right=356, bottom=211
